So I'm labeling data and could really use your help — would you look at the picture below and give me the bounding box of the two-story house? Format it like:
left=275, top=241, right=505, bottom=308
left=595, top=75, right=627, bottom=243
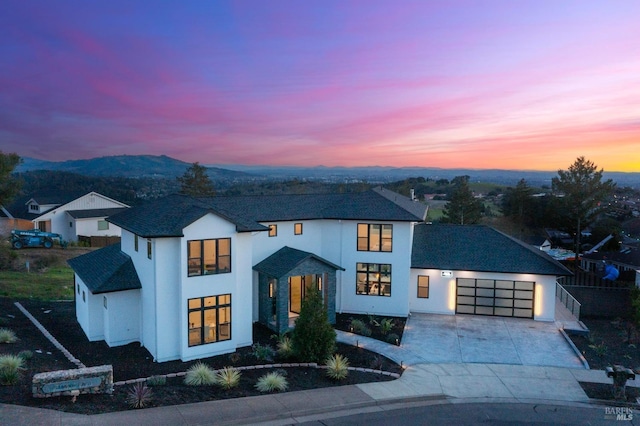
left=68, top=187, right=570, bottom=362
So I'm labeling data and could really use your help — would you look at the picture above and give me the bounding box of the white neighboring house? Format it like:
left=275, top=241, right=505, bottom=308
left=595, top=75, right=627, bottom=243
left=68, top=188, right=571, bottom=363
left=29, top=192, right=129, bottom=242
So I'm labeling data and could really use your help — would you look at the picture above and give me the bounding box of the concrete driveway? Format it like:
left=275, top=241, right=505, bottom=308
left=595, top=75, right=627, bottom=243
left=401, top=313, right=585, bottom=369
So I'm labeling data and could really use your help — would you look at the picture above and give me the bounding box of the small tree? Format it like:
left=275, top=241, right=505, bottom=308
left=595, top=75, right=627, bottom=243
left=177, top=162, right=216, bottom=197
left=442, top=176, right=483, bottom=224
left=291, top=289, right=336, bottom=363
left=0, top=151, right=22, bottom=206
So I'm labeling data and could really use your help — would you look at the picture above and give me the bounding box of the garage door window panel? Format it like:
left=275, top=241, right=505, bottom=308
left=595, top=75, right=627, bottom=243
left=456, top=278, right=534, bottom=319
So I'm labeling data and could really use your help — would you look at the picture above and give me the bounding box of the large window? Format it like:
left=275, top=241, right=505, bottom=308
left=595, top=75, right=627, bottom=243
left=356, top=263, right=391, bottom=296
left=417, top=275, right=429, bottom=298
left=188, top=238, right=231, bottom=276
left=357, top=224, right=392, bottom=252
left=97, top=220, right=109, bottom=231
left=188, top=294, right=231, bottom=346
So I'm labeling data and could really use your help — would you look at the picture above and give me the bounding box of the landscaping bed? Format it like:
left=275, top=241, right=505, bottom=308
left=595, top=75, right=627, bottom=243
left=0, top=298, right=401, bottom=414
left=334, top=313, right=406, bottom=344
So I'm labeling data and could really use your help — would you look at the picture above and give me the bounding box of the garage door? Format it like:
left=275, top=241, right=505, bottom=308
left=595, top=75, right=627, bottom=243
left=456, top=278, right=534, bottom=318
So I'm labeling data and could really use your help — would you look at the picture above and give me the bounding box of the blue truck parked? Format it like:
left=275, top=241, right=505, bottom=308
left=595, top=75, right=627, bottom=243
left=10, top=229, right=67, bottom=249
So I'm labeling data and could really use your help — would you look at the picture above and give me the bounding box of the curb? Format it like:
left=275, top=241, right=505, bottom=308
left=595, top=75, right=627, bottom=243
left=559, top=327, right=590, bottom=369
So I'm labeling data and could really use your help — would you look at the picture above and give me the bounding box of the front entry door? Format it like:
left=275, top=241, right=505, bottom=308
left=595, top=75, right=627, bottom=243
left=289, top=275, right=322, bottom=315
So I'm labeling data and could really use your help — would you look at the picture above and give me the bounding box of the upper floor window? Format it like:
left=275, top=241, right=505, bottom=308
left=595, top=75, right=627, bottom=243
left=357, top=224, right=392, bottom=252
left=29, top=204, right=38, bottom=211
left=294, top=223, right=303, bottom=235
left=98, top=220, right=109, bottom=231
left=147, top=239, right=152, bottom=260
left=134, top=235, right=139, bottom=252
left=268, top=224, right=277, bottom=237
left=188, top=238, right=231, bottom=276
left=356, top=263, right=391, bottom=296
left=417, top=275, right=430, bottom=298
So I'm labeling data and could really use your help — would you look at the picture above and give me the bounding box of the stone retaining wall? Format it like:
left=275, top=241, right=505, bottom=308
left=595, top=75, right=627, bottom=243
left=32, top=365, right=113, bottom=398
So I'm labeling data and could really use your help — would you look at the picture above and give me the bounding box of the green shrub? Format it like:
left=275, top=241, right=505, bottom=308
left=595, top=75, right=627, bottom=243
left=349, top=319, right=372, bottom=337
left=228, top=352, right=242, bottom=364
left=292, top=290, right=336, bottom=363
left=0, top=328, right=17, bottom=344
left=255, top=371, right=288, bottom=393
left=367, top=314, right=380, bottom=327
left=386, top=333, right=400, bottom=345
left=184, top=362, right=216, bottom=386
left=0, top=354, right=25, bottom=385
left=126, top=382, right=153, bottom=408
left=214, top=366, right=241, bottom=390
left=325, top=354, right=350, bottom=380
left=379, top=318, right=394, bottom=335
left=146, top=375, right=166, bottom=386
left=17, top=350, right=33, bottom=361
left=252, top=343, right=275, bottom=362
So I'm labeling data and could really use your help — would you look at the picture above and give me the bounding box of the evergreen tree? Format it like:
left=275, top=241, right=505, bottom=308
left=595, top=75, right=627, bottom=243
left=177, top=162, right=216, bottom=197
left=552, top=156, right=615, bottom=257
left=501, top=179, right=534, bottom=230
left=442, top=176, right=483, bottom=225
left=291, top=289, right=336, bottom=363
left=0, top=151, right=22, bottom=206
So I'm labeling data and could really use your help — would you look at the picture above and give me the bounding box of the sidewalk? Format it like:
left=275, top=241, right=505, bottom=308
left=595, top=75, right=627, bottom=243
left=0, top=362, right=629, bottom=426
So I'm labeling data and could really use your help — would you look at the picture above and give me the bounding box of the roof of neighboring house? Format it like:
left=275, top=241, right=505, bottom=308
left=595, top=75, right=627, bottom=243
left=66, top=207, right=129, bottom=219
left=523, top=236, right=550, bottom=247
left=582, top=248, right=640, bottom=268
left=253, top=246, right=344, bottom=278
left=411, top=224, right=572, bottom=276
left=108, top=189, right=427, bottom=238
left=67, top=243, right=142, bottom=294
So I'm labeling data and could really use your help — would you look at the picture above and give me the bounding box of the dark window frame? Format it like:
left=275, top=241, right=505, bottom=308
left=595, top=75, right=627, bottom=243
left=356, top=263, right=391, bottom=296
left=188, top=238, right=232, bottom=277
left=357, top=223, right=393, bottom=252
left=268, top=224, right=277, bottom=237
left=294, top=223, right=303, bottom=235
left=188, top=294, right=232, bottom=347
left=147, top=239, right=152, bottom=260
left=134, top=234, right=138, bottom=252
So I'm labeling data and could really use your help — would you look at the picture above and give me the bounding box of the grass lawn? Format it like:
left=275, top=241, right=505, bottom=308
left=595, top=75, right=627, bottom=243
left=0, top=266, right=74, bottom=300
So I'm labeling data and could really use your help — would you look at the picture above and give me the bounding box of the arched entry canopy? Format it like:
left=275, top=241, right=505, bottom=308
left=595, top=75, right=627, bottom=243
left=254, top=246, right=344, bottom=334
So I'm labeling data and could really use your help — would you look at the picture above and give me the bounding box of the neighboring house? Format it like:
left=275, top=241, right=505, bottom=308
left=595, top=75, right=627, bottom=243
left=581, top=247, right=640, bottom=286
left=68, top=188, right=571, bottom=363
left=524, top=236, right=552, bottom=252
left=4, top=191, right=129, bottom=243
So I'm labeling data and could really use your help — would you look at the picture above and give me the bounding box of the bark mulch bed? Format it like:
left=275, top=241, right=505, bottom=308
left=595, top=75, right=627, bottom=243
left=334, top=313, right=406, bottom=345
left=0, top=298, right=401, bottom=414
left=570, top=317, right=640, bottom=404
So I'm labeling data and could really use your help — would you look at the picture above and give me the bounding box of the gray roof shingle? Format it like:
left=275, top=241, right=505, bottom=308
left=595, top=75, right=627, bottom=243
left=253, top=246, right=344, bottom=278
left=66, top=207, right=128, bottom=219
left=108, top=189, right=426, bottom=238
left=67, top=243, right=142, bottom=294
left=411, top=224, right=572, bottom=276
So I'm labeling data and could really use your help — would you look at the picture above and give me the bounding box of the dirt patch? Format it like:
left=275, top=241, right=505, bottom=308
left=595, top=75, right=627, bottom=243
left=580, top=381, right=640, bottom=404
left=0, top=298, right=401, bottom=414
left=3, top=246, right=94, bottom=272
left=568, top=317, right=640, bottom=371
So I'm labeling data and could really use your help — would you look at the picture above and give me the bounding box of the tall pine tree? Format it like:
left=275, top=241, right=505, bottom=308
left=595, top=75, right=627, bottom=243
left=177, top=162, right=216, bottom=197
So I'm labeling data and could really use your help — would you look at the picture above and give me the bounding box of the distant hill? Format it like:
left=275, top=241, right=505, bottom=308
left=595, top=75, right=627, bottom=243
left=18, top=155, right=255, bottom=181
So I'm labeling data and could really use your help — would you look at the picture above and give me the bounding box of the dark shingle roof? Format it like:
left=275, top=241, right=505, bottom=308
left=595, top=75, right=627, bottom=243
left=108, top=190, right=426, bottom=238
left=582, top=248, right=640, bottom=268
left=67, top=243, right=142, bottom=294
left=253, top=246, right=344, bottom=278
left=66, top=207, right=129, bottom=219
left=411, top=224, right=572, bottom=276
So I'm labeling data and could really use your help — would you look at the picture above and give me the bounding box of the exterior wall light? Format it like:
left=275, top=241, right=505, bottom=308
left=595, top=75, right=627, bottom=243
left=441, top=271, right=453, bottom=277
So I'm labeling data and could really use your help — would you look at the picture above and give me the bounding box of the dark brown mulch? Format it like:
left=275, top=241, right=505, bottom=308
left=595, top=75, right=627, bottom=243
left=335, top=313, right=405, bottom=345
left=0, top=298, right=401, bottom=414
left=579, top=381, right=640, bottom=403
left=568, top=317, right=640, bottom=371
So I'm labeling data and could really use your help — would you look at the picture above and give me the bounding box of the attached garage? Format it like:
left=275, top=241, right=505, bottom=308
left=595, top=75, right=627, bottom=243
left=455, top=278, right=534, bottom=318
left=409, top=224, right=573, bottom=321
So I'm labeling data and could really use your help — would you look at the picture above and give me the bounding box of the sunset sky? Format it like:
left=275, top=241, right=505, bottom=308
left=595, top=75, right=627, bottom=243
left=2, top=1, right=639, bottom=171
